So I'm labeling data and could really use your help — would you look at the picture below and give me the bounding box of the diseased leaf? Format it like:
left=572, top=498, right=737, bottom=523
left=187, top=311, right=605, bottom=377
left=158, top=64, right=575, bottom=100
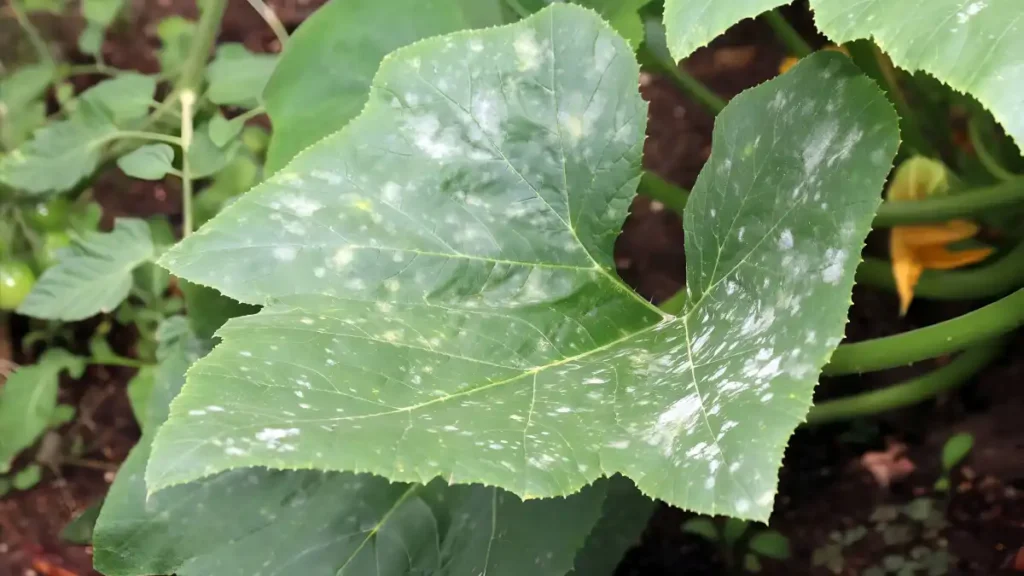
left=662, top=0, right=1024, bottom=150
left=510, top=0, right=653, bottom=48
left=0, top=101, right=116, bottom=194
left=662, top=0, right=782, bottom=61
left=156, top=6, right=898, bottom=520
left=94, top=318, right=608, bottom=576
left=17, top=219, right=155, bottom=321
left=0, top=349, right=85, bottom=473
left=205, top=44, right=278, bottom=108
left=117, top=143, right=175, bottom=180
left=262, top=0, right=504, bottom=173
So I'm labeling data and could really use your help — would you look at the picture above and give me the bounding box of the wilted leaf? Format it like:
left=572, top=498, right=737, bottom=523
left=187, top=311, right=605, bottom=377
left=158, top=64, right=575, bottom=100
left=262, top=0, right=503, bottom=173
left=17, top=219, right=155, bottom=321
left=205, top=44, right=278, bottom=108
left=117, top=143, right=175, bottom=180
left=155, top=7, right=898, bottom=520
left=0, top=349, right=85, bottom=473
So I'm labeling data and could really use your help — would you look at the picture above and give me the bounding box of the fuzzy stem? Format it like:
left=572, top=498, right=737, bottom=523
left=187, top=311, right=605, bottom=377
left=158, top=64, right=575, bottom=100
left=762, top=10, right=813, bottom=57
left=856, top=240, right=1024, bottom=300
left=822, top=289, right=1024, bottom=376
left=806, top=344, right=1000, bottom=425
left=637, top=44, right=727, bottom=116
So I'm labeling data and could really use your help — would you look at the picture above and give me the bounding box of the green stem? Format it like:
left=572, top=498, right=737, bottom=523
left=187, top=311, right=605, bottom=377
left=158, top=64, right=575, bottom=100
left=968, top=116, right=1017, bottom=182
left=823, top=289, right=1024, bottom=375
left=244, top=0, right=289, bottom=46
left=872, top=178, right=1024, bottom=226
left=762, top=10, right=813, bottom=57
left=856, top=240, right=1024, bottom=300
left=637, top=43, right=726, bottom=116
left=180, top=91, right=196, bottom=237
left=637, top=171, right=690, bottom=215
left=63, top=63, right=115, bottom=78
left=89, top=357, right=150, bottom=369
left=10, top=0, right=54, bottom=69
left=807, top=344, right=1000, bottom=425
left=112, top=131, right=183, bottom=147
left=177, top=0, right=228, bottom=94
left=502, top=0, right=530, bottom=18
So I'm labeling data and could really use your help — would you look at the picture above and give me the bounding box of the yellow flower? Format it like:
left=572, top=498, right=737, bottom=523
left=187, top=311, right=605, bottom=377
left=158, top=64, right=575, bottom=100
left=778, top=45, right=849, bottom=74
left=887, top=157, right=993, bottom=315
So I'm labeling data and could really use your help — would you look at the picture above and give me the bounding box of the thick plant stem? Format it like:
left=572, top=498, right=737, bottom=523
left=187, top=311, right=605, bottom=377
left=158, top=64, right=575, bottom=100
left=637, top=171, right=690, bottom=215
left=872, top=178, right=1024, bottom=226
left=856, top=240, right=1024, bottom=300
left=807, top=344, right=1000, bottom=425
left=245, top=0, right=289, bottom=46
left=637, top=44, right=726, bottom=116
left=10, top=0, right=54, bottom=69
left=180, top=91, right=196, bottom=237
left=762, top=10, right=812, bottom=57
left=823, top=289, right=1024, bottom=376
left=968, top=117, right=1017, bottom=182
left=177, top=0, right=228, bottom=94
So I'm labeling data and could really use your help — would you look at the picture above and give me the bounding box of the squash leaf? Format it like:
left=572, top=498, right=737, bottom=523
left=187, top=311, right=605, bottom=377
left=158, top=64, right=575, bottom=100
left=155, top=6, right=898, bottom=520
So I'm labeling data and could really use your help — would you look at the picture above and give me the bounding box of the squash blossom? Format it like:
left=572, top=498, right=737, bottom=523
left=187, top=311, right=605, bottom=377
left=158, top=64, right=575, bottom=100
left=887, top=156, right=993, bottom=315
left=779, top=45, right=849, bottom=74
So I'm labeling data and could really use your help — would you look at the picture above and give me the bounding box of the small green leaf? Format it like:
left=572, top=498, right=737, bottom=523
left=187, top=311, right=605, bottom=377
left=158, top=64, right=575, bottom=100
left=24, top=0, right=68, bottom=13
left=743, top=553, right=762, bottom=573
left=723, top=517, right=749, bottom=546
left=0, top=64, right=54, bottom=113
left=940, top=432, right=973, bottom=471
left=262, top=0, right=503, bottom=173
left=155, top=16, right=196, bottom=75
left=154, top=10, right=899, bottom=520
left=188, top=124, right=238, bottom=179
left=78, top=21, right=105, bottom=56
left=208, top=113, right=244, bottom=148
left=117, top=144, right=175, bottom=180
left=0, top=100, right=117, bottom=194
left=61, top=500, right=103, bottom=544
left=682, top=518, right=720, bottom=541
left=205, top=44, right=278, bottom=108
left=0, top=478, right=10, bottom=497
left=127, top=367, right=156, bottom=430
left=17, top=219, right=155, bottom=321
left=12, top=464, right=43, bottom=490
left=82, top=0, right=124, bottom=25
left=0, top=349, right=85, bottom=473
left=49, top=404, right=77, bottom=427
left=749, top=530, right=790, bottom=559
left=933, top=477, right=950, bottom=491
left=79, top=73, right=157, bottom=124
left=1, top=100, right=46, bottom=150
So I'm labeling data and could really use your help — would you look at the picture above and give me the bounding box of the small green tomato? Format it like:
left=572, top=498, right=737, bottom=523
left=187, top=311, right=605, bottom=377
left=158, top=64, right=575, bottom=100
left=0, top=260, right=36, bottom=310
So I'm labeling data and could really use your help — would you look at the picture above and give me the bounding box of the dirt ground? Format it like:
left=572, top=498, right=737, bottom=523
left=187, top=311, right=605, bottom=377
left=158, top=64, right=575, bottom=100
left=1, top=2, right=1021, bottom=575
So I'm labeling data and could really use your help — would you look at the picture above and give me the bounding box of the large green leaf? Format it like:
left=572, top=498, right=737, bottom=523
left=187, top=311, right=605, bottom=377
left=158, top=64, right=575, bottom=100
left=93, top=318, right=616, bottom=576
left=205, top=44, right=278, bottom=108
left=17, top=219, right=154, bottom=321
left=662, top=0, right=1024, bottom=150
left=508, top=0, right=653, bottom=48
left=0, top=101, right=116, bottom=194
left=811, top=0, right=1024, bottom=150
left=662, top=0, right=781, bottom=61
left=568, top=475, right=654, bottom=576
left=155, top=6, right=898, bottom=520
left=261, top=0, right=504, bottom=174
left=0, top=349, right=85, bottom=473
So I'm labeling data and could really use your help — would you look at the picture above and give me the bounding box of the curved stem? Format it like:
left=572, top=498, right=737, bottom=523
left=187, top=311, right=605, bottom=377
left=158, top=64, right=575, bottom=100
left=823, top=289, right=1024, bottom=376
left=968, top=116, right=1017, bottom=182
left=637, top=171, right=690, bottom=215
left=872, top=178, right=1024, bottom=226
left=762, top=10, right=812, bottom=57
left=806, top=344, right=1000, bottom=425
left=856, top=240, right=1024, bottom=300
left=637, top=43, right=726, bottom=116
left=10, top=0, right=54, bottom=69
left=245, top=0, right=289, bottom=46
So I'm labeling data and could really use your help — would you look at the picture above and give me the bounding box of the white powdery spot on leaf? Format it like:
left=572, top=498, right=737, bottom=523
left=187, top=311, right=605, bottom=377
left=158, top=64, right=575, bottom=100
left=647, top=394, right=703, bottom=457
left=273, top=246, right=297, bottom=262
left=821, top=248, right=848, bottom=284
left=278, top=194, right=323, bottom=217
left=513, top=29, right=543, bottom=72
left=777, top=229, right=794, bottom=250
left=256, top=427, right=300, bottom=451
left=802, top=119, right=839, bottom=175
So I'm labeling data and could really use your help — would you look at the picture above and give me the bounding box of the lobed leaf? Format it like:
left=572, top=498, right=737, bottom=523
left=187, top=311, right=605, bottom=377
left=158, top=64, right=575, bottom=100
left=93, top=318, right=626, bottom=576
left=156, top=6, right=898, bottom=520
left=17, top=219, right=155, bottom=321
left=0, top=349, right=85, bottom=473
left=261, top=0, right=504, bottom=174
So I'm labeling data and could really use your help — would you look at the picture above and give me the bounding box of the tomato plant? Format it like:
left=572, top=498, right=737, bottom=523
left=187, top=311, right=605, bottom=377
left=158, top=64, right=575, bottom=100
left=0, top=0, right=1022, bottom=574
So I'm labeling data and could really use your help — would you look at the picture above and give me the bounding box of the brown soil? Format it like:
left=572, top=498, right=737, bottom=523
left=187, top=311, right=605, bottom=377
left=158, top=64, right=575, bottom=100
left=1, top=2, right=1021, bottom=576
